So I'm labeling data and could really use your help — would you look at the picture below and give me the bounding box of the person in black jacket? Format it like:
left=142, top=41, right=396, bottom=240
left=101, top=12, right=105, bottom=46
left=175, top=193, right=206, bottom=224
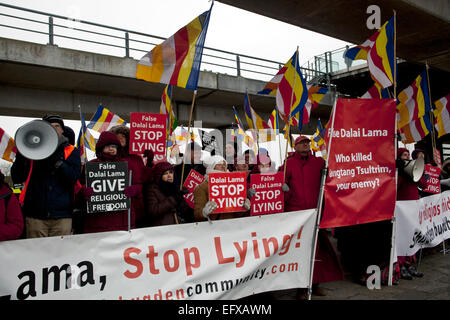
left=11, top=114, right=81, bottom=238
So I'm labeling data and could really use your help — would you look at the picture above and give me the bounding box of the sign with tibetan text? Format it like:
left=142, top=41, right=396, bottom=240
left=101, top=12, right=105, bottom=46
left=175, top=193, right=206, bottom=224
left=209, top=171, right=247, bottom=214
left=129, top=112, right=166, bottom=161
left=250, top=172, right=284, bottom=216
left=85, top=161, right=130, bottom=213
left=322, top=98, right=396, bottom=228
left=183, top=169, right=204, bottom=209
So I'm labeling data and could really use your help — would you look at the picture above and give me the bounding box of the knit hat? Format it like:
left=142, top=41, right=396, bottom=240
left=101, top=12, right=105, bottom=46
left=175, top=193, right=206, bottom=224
left=96, top=131, right=121, bottom=153
left=153, top=161, right=174, bottom=182
left=203, top=155, right=227, bottom=174
left=257, top=154, right=271, bottom=166
left=397, top=147, right=409, bottom=158
left=294, top=135, right=310, bottom=146
left=42, top=114, right=64, bottom=130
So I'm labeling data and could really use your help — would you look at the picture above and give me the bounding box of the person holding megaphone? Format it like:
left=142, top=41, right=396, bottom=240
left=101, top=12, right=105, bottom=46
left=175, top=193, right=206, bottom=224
left=11, top=114, right=81, bottom=238
left=396, top=147, right=427, bottom=280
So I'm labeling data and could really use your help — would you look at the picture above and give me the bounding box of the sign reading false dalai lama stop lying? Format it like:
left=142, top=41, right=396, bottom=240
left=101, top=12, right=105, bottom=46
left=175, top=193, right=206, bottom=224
left=85, top=162, right=130, bottom=213
left=209, top=171, right=247, bottom=214
left=250, top=172, right=284, bottom=216
left=129, top=112, right=167, bottom=161
left=321, top=98, right=397, bottom=228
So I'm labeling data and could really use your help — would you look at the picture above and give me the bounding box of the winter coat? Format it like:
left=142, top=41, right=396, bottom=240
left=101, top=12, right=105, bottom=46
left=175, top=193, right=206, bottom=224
left=121, top=153, right=145, bottom=226
left=11, top=139, right=81, bottom=219
left=281, top=151, right=325, bottom=211
left=193, top=179, right=249, bottom=222
left=0, top=184, right=23, bottom=241
left=280, top=151, right=343, bottom=284
left=144, top=182, right=191, bottom=226
left=397, top=174, right=428, bottom=200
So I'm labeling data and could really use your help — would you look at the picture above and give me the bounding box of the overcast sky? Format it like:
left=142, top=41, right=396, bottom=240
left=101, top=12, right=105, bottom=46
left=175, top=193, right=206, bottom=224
left=0, top=0, right=355, bottom=166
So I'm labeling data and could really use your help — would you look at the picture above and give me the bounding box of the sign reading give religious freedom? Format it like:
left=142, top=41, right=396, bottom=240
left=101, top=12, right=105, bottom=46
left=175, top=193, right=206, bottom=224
left=85, top=162, right=130, bottom=213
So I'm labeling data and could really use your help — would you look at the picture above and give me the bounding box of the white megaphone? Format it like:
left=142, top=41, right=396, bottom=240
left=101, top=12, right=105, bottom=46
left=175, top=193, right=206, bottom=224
left=15, top=120, right=59, bottom=160
left=403, top=156, right=425, bottom=182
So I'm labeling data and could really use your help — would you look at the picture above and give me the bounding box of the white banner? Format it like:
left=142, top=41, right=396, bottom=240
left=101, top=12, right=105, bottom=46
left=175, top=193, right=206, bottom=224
left=0, top=209, right=316, bottom=300
left=395, top=190, right=450, bottom=256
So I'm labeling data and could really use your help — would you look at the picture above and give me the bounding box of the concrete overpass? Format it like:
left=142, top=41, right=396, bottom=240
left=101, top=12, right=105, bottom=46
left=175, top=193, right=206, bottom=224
left=220, top=0, right=450, bottom=73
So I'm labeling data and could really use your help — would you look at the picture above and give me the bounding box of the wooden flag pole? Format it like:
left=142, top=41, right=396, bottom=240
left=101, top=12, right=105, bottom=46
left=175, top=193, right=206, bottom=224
left=276, top=108, right=283, bottom=168
left=283, top=47, right=299, bottom=182
left=179, top=90, right=197, bottom=191
left=393, top=10, right=397, bottom=98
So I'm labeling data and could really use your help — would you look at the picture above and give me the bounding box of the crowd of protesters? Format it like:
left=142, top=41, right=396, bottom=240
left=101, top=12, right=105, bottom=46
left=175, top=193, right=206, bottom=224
left=0, top=114, right=448, bottom=299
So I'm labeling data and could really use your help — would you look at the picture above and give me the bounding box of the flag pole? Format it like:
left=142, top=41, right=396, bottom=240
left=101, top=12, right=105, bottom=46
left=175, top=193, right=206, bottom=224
left=276, top=108, right=283, bottom=168
left=246, top=90, right=260, bottom=154
left=283, top=47, right=299, bottom=182
left=77, top=105, right=87, bottom=162
left=307, top=91, right=338, bottom=300
left=426, top=62, right=437, bottom=153
left=179, top=90, right=197, bottom=191
left=388, top=10, right=398, bottom=286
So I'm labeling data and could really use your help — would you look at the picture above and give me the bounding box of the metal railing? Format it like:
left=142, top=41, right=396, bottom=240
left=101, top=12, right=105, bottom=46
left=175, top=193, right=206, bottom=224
left=0, top=2, right=326, bottom=84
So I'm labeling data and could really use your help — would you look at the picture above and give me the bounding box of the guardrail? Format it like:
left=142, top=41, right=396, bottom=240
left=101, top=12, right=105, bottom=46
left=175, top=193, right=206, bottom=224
left=0, top=2, right=328, bottom=84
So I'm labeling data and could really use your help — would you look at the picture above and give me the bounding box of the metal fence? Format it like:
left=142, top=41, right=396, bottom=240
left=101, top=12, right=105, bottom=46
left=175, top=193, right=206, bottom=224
left=0, top=2, right=328, bottom=84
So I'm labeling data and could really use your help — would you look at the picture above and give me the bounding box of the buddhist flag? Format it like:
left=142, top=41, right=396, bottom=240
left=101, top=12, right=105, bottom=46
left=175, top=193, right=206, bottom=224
left=360, top=82, right=390, bottom=99
left=433, top=93, right=450, bottom=138
left=243, top=92, right=275, bottom=142
left=0, top=128, right=17, bottom=162
left=311, top=119, right=328, bottom=159
left=295, top=85, right=329, bottom=129
left=136, top=3, right=213, bottom=90
left=267, top=107, right=279, bottom=134
left=344, top=16, right=395, bottom=88
left=233, top=106, right=254, bottom=147
left=396, top=69, right=431, bottom=129
left=399, top=113, right=433, bottom=144
left=160, top=85, right=178, bottom=141
left=77, top=112, right=96, bottom=164
left=258, top=51, right=308, bottom=122
left=87, top=105, right=127, bottom=133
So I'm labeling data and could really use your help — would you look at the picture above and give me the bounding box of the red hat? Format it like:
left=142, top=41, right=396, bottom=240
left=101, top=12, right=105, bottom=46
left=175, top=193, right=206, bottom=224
left=294, top=135, right=310, bottom=146
left=153, top=161, right=174, bottom=182
left=96, top=131, right=121, bottom=152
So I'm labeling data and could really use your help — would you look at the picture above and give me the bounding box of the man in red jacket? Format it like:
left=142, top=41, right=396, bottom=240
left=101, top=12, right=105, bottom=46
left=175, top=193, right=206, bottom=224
left=281, top=135, right=343, bottom=299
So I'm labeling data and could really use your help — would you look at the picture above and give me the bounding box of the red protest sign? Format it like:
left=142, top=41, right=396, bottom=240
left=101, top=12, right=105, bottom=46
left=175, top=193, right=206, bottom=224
left=423, top=165, right=441, bottom=194
left=129, top=113, right=167, bottom=161
left=209, top=171, right=247, bottom=214
left=321, top=99, right=397, bottom=228
left=250, top=172, right=284, bottom=216
left=183, top=169, right=204, bottom=209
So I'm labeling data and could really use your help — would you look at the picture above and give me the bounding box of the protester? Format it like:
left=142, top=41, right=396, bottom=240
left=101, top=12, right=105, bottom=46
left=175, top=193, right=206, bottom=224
left=144, top=161, right=191, bottom=226
left=11, top=114, right=81, bottom=238
left=280, top=135, right=343, bottom=298
left=80, top=131, right=139, bottom=233
left=109, top=125, right=146, bottom=228
left=194, top=155, right=250, bottom=222
left=233, top=155, right=249, bottom=172
left=396, top=147, right=426, bottom=279
left=0, top=171, right=23, bottom=241
left=175, top=142, right=205, bottom=188
left=252, top=153, right=275, bottom=174
left=225, top=140, right=238, bottom=172
left=243, top=149, right=256, bottom=171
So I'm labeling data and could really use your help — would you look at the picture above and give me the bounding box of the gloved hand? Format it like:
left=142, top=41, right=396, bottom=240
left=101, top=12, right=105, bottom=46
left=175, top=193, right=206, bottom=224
left=282, top=183, right=290, bottom=192
left=82, top=186, right=94, bottom=201
left=247, top=188, right=256, bottom=199
left=124, top=185, right=139, bottom=198
left=202, top=201, right=217, bottom=220
left=243, top=198, right=251, bottom=211
left=180, top=187, right=190, bottom=195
